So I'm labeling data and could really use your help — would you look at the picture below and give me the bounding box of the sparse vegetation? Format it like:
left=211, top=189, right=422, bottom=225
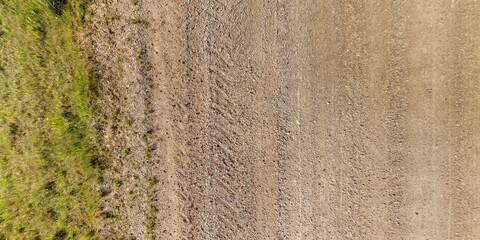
left=0, top=0, right=105, bottom=239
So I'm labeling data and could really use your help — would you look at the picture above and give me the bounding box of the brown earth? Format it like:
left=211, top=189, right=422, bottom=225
left=84, top=0, right=480, bottom=239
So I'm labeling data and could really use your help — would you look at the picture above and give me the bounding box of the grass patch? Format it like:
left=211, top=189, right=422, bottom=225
left=0, top=0, right=105, bottom=239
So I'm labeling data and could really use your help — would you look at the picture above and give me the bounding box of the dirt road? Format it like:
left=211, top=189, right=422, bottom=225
left=88, top=0, right=480, bottom=239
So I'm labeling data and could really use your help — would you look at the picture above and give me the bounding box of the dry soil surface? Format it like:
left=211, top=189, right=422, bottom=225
left=86, top=0, right=480, bottom=239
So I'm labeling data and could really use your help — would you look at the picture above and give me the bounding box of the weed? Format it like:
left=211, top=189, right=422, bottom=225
left=129, top=18, right=148, bottom=26
left=100, top=188, right=112, bottom=197
left=125, top=118, right=133, bottom=127
left=101, top=211, right=115, bottom=219
left=144, top=129, right=153, bottom=137
left=149, top=177, right=158, bottom=187
left=145, top=145, right=155, bottom=158
left=114, top=180, right=123, bottom=188
left=137, top=48, right=147, bottom=59
left=146, top=219, right=155, bottom=231
left=122, top=147, right=131, bottom=158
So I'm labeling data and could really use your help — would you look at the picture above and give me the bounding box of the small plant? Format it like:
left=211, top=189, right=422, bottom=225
left=101, top=211, right=115, bottom=220
left=142, top=129, right=153, bottom=139
left=137, top=48, right=147, bottom=59
left=125, top=118, right=133, bottom=127
left=129, top=18, right=149, bottom=26
left=100, top=188, right=112, bottom=197
left=149, top=177, right=158, bottom=187
left=145, top=215, right=156, bottom=233
left=122, top=148, right=131, bottom=158
left=114, top=180, right=124, bottom=188
left=145, top=145, right=155, bottom=158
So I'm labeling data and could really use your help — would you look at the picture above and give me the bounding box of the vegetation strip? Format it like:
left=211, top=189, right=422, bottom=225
left=0, top=0, right=105, bottom=238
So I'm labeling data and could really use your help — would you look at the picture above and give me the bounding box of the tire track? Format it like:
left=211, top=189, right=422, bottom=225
left=186, top=0, right=259, bottom=239
left=382, top=1, right=411, bottom=237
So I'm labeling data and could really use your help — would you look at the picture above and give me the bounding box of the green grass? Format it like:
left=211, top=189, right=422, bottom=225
left=0, top=0, right=105, bottom=239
